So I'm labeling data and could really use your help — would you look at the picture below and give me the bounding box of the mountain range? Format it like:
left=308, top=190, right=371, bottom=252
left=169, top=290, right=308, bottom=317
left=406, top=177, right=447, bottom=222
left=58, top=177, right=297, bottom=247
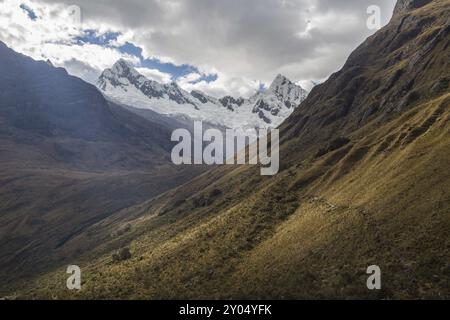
left=0, top=0, right=449, bottom=300
left=97, top=59, right=308, bottom=130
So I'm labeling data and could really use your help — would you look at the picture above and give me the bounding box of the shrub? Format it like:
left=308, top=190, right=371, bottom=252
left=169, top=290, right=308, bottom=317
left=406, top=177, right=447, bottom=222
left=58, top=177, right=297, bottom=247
left=315, top=137, right=351, bottom=158
left=209, top=189, right=222, bottom=198
left=112, top=247, right=132, bottom=263
left=191, top=189, right=223, bottom=209
left=192, top=196, right=213, bottom=208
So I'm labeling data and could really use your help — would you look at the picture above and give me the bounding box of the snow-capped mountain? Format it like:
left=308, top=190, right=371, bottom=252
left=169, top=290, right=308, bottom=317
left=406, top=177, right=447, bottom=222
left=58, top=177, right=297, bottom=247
left=97, top=59, right=308, bottom=130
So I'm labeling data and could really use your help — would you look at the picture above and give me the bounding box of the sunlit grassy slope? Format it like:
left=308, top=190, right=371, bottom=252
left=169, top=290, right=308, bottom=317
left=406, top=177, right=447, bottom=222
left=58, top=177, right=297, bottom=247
left=19, top=91, right=449, bottom=300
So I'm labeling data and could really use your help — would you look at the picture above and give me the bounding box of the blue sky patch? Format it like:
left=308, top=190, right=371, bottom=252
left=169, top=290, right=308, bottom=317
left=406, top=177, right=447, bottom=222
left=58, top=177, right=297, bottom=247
left=120, top=42, right=216, bottom=83
left=75, top=30, right=120, bottom=46
left=258, top=83, right=267, bottom=92
left=75, top=30, right=217, bottom=84
left=191, top=73, right=218, bottom=84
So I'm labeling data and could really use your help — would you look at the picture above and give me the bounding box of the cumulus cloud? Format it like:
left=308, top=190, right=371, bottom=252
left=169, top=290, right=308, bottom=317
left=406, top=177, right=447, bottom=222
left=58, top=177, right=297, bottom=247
left=135, top=67, right=172, bottom=84
left=1, top=0, right=397, bottom=96
left=178, top=72, right=262, bottom=98
left=0, top=0, right=139, bottom=84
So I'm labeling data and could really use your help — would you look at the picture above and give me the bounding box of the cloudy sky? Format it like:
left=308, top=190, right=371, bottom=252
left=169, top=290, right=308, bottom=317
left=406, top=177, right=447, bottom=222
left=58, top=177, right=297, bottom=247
left=0, top=0, right=397, bottom=97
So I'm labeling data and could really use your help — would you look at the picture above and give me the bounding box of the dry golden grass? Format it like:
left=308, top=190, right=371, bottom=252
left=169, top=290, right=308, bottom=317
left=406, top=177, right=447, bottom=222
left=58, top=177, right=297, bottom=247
left=16, top=93, right=449, bottom=300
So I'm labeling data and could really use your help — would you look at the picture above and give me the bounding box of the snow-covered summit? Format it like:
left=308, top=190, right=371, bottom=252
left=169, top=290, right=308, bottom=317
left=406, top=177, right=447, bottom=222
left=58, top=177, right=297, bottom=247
left=98, top=59, right=199, bottom=108
left=248, top=74, right=308, bottom=121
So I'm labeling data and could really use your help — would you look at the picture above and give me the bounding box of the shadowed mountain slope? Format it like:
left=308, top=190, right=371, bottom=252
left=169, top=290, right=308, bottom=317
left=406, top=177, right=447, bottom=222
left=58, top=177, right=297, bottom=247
left=0, top=42, right=205, bottom=292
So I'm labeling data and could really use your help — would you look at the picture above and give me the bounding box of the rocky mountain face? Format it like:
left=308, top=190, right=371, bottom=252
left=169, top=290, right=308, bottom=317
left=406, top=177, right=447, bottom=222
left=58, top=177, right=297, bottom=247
left=97, top=60, right=308, bottom=129
left=98, top=60, right=200, bottom=108
left=248, top=74, right=308, bottom=123
left=15, top=0, right=449, bottom=300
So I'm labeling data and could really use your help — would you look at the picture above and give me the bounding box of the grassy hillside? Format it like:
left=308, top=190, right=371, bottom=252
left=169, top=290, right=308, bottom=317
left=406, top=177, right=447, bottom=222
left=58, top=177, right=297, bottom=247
left=18, top=92, right=449, bottom=300
left=4, top=0, right=450, bottom=299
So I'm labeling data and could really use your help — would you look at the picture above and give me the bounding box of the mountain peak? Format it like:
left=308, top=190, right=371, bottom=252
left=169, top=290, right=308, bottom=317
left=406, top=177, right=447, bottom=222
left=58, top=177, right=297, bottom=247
left=115, top=58, right=131, bottom=66
left=97, top=58, right=146, bottom=91
left=268, top=74, right=307, bottom=98
left=270, top=74, right=291, bottom=88
left=111, top=58, right=136, bottom=75
left=274, top=73, right=289, bottom=81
